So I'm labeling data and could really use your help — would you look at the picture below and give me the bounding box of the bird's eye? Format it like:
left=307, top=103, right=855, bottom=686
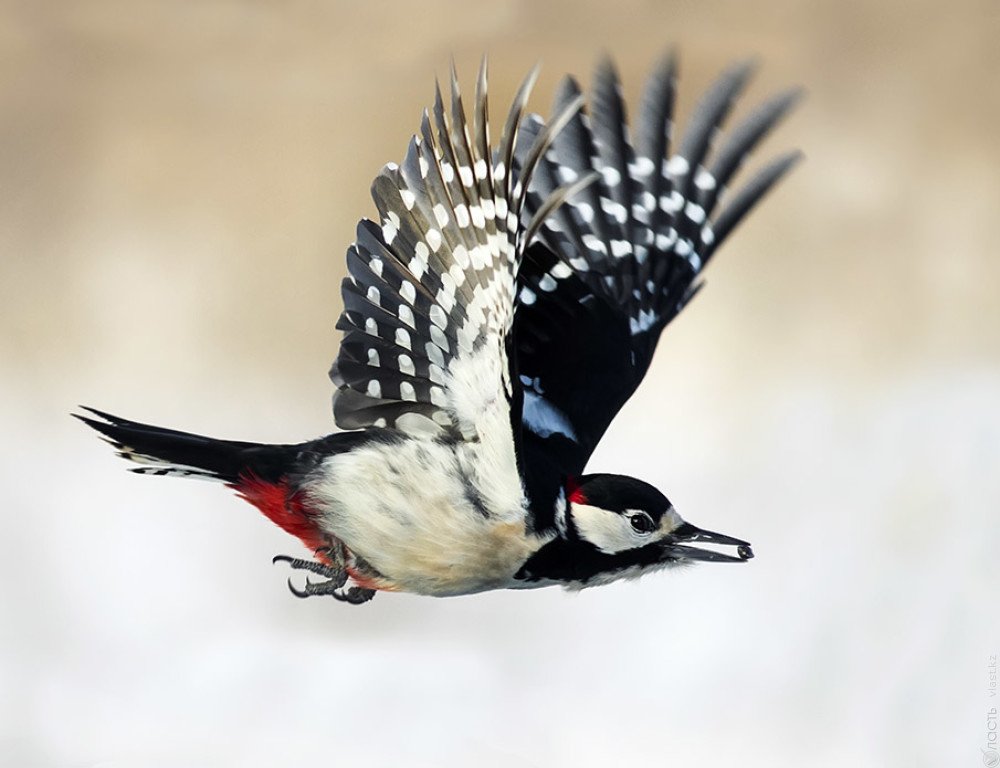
left=629, top=513, right=655, bottom=534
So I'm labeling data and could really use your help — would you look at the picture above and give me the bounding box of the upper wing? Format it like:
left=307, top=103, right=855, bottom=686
left=515, top=55, right=802, bottom=476
left=330, top=62, right=583, bottom=449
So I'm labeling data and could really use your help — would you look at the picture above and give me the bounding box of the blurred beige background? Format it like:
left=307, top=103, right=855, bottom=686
left=2, top=1, right=998, bottom=766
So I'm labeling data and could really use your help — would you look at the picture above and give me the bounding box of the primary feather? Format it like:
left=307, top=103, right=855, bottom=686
left=514, top=55, right=801, bottom=482
left=330, top=60, right=584, bottom=447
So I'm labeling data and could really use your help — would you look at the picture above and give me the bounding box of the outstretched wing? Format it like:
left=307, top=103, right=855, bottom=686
left=516, top=55, right=801, bottom=476
left=330, top=62, right=583, bottom=449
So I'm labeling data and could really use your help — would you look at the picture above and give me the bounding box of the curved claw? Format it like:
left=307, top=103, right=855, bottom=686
left=332, top=586, right=376, bottom=605
left=272, top=553, right=344, bottom=579
left=287, top=577, right=310, bottom=599
left=277, top=551, right=355, bottom=600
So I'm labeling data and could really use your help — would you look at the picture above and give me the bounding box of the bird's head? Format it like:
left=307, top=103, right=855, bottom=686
left=567, top=473, right=753, bottom=563
left=515, top=474, right=753, bottom=587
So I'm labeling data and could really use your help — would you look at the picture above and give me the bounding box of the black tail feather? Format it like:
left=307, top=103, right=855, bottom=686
left=74, top=407, right=293, bottom=483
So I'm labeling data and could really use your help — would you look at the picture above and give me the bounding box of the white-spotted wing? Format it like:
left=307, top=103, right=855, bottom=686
left=515, top=55, right=802, bottom=476
left=331, top=62, right=583, bottom=447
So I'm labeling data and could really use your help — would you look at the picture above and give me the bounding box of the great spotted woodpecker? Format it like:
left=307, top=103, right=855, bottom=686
left=78, top=54, right=799, bottom=604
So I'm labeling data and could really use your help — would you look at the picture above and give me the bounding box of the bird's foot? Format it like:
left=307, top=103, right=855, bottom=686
left=332, top=585, right=376, bottom=605
left=272, top=552, right=375, bottom=605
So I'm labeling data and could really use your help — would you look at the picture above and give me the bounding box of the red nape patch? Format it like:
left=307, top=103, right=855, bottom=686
left=566, top=476, right=586, bottom=505
left=230, top=473, right=327, bottom=558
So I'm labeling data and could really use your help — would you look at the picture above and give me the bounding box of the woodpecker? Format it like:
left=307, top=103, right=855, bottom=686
left=78, top=54, right=799, bottom=605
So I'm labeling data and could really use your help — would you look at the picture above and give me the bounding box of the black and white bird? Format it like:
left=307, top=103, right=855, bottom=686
left=78, top=54, right=800, bottom=604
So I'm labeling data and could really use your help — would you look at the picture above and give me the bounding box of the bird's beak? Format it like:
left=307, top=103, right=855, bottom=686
left=664, top=522, right=754, bottom=563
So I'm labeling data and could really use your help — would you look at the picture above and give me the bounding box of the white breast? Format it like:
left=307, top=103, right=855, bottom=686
left=302, top=437, right=551, bottom=596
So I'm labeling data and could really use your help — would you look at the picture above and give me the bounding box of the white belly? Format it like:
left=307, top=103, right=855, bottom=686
left=302, top=437, right=551, bottom=596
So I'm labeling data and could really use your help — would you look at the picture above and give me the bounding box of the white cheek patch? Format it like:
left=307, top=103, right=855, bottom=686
left=572, top=504, right=657, bottom=554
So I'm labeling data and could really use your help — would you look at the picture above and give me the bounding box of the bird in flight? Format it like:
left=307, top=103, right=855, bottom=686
left=78, top=53, right=800, bottom=605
